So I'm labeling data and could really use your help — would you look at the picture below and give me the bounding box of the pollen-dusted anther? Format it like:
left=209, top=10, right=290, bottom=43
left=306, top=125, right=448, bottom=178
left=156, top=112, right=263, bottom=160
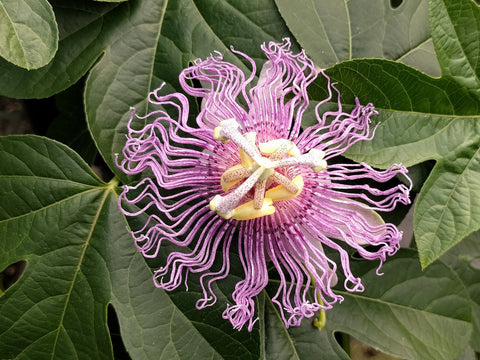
left=266, top=174, right=304, bottom=201
left=254, top=179, right=267, bottom=209
left=222, top=166, right=253, bottom=182
left=309, top=149, right=328, bottom=172
left=213, top=119, right=237, bottom=143
left=270, top=172, right=300, bottom=194
left=209, top=194, right=233, bottom=219
left=210, top=119, right=320, bottom=220
left=221, top=165, right=253, bottom=192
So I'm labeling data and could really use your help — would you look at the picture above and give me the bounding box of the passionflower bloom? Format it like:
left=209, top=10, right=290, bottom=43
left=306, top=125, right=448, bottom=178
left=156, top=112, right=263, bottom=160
left=117, top=39, right=411, bottom=331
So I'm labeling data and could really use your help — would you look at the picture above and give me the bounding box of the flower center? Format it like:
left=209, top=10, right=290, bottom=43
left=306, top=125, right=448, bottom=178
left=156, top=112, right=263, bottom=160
left=209, top=119, right=327, bottom=220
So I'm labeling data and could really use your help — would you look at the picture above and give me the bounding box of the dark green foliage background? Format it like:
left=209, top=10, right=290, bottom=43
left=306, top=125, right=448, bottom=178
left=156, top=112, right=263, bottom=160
left=0, top=0, right=479, bottom=359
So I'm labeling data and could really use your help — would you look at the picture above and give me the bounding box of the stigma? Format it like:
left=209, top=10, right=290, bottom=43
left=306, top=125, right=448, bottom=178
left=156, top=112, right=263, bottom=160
left=210, top=119, right=327, bottom=220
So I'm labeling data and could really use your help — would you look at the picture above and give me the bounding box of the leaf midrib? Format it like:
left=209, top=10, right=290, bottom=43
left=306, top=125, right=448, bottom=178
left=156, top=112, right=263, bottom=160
left=396, top=37, right=433, bottom=62
left=0, top=174, right=100, bottom=187
left=0, top=187, right=104, bottom=224
left=416, top=145, right=480, bottom=266
left=54, top=2, right=120, bottom=40
left=50, top=187, right=112, bottom=359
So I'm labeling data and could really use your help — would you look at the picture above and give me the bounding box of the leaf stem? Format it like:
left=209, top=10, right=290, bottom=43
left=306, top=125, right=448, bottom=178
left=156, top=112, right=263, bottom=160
left=107, top=176, right=120, bottom=189
left=310, top=273, right=327, bottom=331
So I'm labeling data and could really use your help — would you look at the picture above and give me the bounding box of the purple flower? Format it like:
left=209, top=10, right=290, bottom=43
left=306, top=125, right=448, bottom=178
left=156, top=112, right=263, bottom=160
left=117, top=39, right=411, bottom=331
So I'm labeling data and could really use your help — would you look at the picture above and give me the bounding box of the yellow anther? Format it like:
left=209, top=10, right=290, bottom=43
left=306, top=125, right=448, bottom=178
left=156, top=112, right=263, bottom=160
left=288, top=146, right=301, bottom=157
left=259, top=139, right=300, bottom=157
left=266, top=175, right=304, bottom=201
left=231, top=198, right=275, bottom=220
left=259, top=140, right=285, bottom=154
left=209, top=194, right=221, bottom=212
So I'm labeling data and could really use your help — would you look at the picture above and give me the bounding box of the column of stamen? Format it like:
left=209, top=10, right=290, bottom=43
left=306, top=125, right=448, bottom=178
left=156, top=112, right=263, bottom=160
left=212, top=119, right=321, bottom=220
left=210, top=165, right=266, bottom=218
left=252, top=140, right=299, bottom=209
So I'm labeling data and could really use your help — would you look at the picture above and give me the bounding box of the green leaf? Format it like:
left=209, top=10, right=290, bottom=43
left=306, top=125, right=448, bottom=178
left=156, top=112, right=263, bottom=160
left=430, top=0, right=480, bottom=98
left=262, top=249, right=473, bottom=360
left=441, top=231, right=480, bottom=352
left=414, top=141, right=480, bottom=268
left=84, top=0, right=298, bottom=183
left=328, top=250, right=472, bottom=360
left=309, top=59, right=480, bottom=118
left=0, top=0, right=118, bottom=98
left=0, top=136, right=256, bottom=359
left=47, top=82, right=98, bottom=165
left=274, top=0, right=441, bottom=76
left=309, top=59, right=480, bottom=268
left=263, top=294, right=349, bottom=360
left=0, top=0, right=58, bottom=69
left=301, top=0, right=480, bottom=268
left=0, top=135, right=110, bottom=358
left=109, top=252, right=227, bottom=360
left=0, top=137, right=473, bottom=359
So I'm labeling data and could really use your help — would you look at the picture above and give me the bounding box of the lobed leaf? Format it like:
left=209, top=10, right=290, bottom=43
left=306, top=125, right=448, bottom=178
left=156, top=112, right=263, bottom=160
left=275, top=0, right=441, bottom=76
left=0, top=136, right=255, bottom=359
left=430, top=0, right=480, bottom=98
left=262, top=249, right=473, bottom=360
left=302, top=0, right=480, bottom=269
left=328, top=250, right=472, bottom=360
